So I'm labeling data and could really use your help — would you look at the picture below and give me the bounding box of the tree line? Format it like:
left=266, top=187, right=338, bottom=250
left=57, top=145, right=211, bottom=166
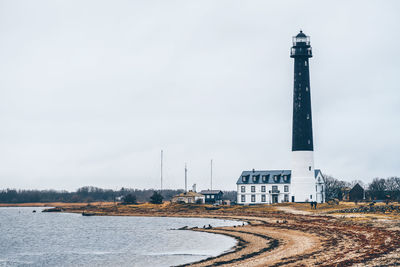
left=324, top=175, right=400, bottom=201
left=0, top=186, right=237, bottom=203
left=2, top=176, right=399, bottom=204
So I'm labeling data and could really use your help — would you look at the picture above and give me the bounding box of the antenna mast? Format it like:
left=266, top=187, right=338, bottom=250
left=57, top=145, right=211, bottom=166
left=185, top=163, right=187, bottom=193
left=160, top=150, right=163, bottom=191
left=211, top=159, right=213, bottom=191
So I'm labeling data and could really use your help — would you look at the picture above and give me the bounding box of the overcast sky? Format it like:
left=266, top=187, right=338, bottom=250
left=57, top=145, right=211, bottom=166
left=0, top=1, right=399, bottom=191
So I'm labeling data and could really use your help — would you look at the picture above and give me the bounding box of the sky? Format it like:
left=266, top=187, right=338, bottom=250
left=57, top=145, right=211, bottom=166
left=0, top=0, right=399, bottom=191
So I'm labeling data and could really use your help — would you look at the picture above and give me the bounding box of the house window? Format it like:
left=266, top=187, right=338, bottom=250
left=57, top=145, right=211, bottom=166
left=309, top=166, right=311, bottom=171
left=211, top=195, right=214, bottom=199
left=261, top=186, right=266, bottom=192
left=251, top=195, right=255, bottom=202
left=306, top=86, right=309, bottom=92
left=261, top=195, right=266, bottom=202
left=241, top=186, right=245, bottom=193
left=241, top=195, right=245, bottom=202
left=206, top=195, right=210, bottom=198
left=305, top=61, right=307, bottom=66
left=307, top=114, right=310, bottom=119
left=308, top=140, right=311, bottom=144
left=310, top=195, right=312, bottom=199
left=284, top=194, right=289, bottom=202
left=284, top=185, right=289, bottom=192
left=272, top=185, right=278, bottom=191
left=251, top=186, right=255, bottom=192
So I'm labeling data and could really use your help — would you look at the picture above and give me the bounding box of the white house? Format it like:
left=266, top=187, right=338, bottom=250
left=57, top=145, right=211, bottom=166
left=236, top=169, right=325, bottom=204
left=171, top=191, right=205, bottom=204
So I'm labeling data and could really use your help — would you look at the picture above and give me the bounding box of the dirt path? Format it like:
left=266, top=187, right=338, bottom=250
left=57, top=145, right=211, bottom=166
left=276, top=206, right=314, bottom=215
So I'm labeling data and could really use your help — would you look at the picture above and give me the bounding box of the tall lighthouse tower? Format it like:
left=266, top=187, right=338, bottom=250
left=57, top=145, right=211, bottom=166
left=290, top=31, right=316, bottom=202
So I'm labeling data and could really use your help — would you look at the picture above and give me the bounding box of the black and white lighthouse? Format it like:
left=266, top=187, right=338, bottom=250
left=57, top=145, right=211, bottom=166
left=290, top=31, right=318, bottom=202
left=235, top=31, right=326, bottom=205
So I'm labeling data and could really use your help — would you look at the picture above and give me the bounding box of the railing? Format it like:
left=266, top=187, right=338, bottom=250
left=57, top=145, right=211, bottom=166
left=291, top=47, right=312, bottom=57
left=269, top=190, right=280, bottom=194
left=292, top=36, right=310, bottom=46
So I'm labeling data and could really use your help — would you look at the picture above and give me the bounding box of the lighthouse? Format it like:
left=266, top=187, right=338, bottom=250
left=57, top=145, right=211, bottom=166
left=235, top=31, right=325, bottom=205
left=290, top=31, right=316, bottom=202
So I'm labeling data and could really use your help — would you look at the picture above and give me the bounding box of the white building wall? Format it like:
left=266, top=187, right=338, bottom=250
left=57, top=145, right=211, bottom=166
left=237, top=184, right=291, bottom=205
left=291, top=151, right=316, bottom=202
left=315, top=172, right=326, bottom=203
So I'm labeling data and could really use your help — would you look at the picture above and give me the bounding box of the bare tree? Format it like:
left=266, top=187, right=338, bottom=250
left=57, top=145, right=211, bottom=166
left=324, top=175, right=350, bottom=200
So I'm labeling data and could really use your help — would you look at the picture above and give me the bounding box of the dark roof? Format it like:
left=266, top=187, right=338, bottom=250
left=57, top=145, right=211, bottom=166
left=236, top=170, right=291, bottom=185
left=350, top=183, right=364, bottom=192
left=296, top=30, right=307, bottom=38
left=236, top=169, right=322, bottom=184
left=200, top=190, right=223, bottom=195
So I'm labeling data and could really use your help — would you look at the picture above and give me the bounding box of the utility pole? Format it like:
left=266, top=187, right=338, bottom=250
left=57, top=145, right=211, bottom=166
left=160, top=150, right=163, bottom=191
left=185, top=163, right=187, bottom=193
left=210, top=159, right=213, bottom=191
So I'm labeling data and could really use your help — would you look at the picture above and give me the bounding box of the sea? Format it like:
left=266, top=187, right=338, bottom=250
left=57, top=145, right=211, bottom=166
left=0, top=207, right=241, bottom=267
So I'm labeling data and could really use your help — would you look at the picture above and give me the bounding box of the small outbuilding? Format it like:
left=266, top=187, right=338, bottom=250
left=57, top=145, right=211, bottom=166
left=349, top=183, right=364, bottom=201
left=200, top=190, right=223, bottom=204
left=171, top=191, right=205, bottom=204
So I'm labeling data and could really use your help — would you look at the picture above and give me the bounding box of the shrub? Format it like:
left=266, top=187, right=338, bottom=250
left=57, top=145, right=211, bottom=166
left=150, top=191, right=163, bottom=204
left=123, top=193, right=137, bottom=204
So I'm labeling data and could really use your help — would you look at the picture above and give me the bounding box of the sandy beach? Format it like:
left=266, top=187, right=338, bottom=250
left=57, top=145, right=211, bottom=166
left=4, top=202, right=400, bottom=266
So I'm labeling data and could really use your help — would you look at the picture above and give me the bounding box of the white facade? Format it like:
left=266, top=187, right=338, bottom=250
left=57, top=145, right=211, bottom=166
left=315, top=171, right=325, bottom=203
left=237, top=184, right=291, bottom=205
left=236, top=170, right=325, bottom=204
left=290, top=151, right=317, bottom=202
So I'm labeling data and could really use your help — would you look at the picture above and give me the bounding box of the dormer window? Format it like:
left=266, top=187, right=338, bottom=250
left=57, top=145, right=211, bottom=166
left=252, top=175, right=259, bottom=182
left=262, top=175, right=269, bottom=183
left=273, top=175, right=279, bottom=182
left=242, top=175, right=249, bottom=182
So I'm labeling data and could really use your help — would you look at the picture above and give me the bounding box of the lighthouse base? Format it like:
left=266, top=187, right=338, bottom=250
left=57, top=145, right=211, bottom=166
left=291, top=151, right=316, bottom=202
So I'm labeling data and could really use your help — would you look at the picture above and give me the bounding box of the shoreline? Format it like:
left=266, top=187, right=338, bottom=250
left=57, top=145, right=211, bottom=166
left=3, top=202, right=400, bottom=266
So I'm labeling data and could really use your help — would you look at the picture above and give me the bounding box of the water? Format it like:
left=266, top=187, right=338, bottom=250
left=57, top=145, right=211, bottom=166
left=0, top=207, right=241, bottom=266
